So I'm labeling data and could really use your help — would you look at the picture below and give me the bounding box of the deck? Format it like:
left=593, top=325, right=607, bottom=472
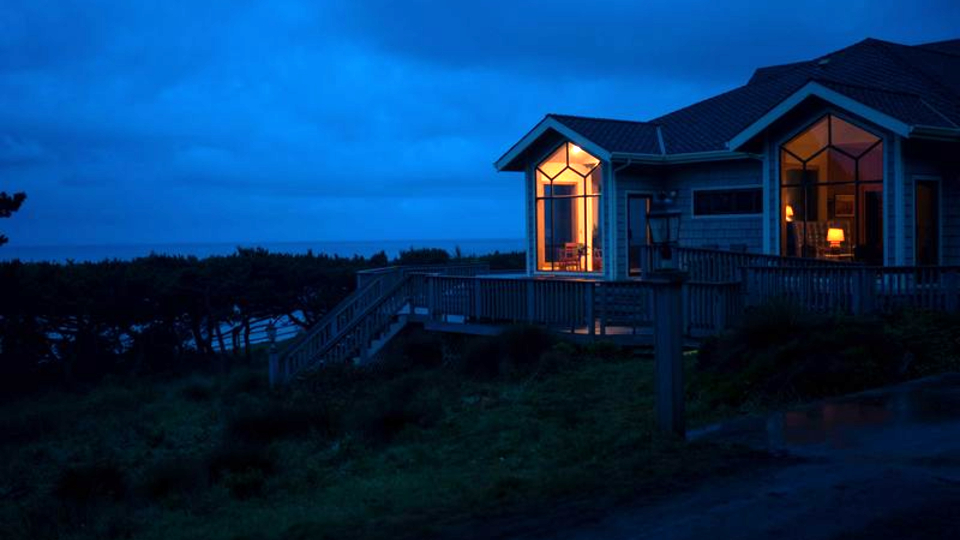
left=271, top=248, right=960, bottom=385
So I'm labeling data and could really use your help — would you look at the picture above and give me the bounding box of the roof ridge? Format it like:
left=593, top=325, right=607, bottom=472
left=651, top=73, right=807, bottom=123
left=873, top=40, right=960, bottom=101
left=912, top=38, right=960, bottom=57
left=813, top=77, right=925, bottom=99
left=547, top=113, right=660, bottom=126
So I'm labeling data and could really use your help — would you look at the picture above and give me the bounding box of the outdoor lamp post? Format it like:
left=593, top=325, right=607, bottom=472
left=645, top=191, right=688, bottom=437
left=647, top=190, right=682, bottom=269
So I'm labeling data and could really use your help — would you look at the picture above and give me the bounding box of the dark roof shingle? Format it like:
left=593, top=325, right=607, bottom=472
left=544, top=37, right=960, bottom=156
left=548, top=114, right=662, bottom=155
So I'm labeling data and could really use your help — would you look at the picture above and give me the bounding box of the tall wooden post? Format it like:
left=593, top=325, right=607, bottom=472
left=645, top=271, right=688, bottom=437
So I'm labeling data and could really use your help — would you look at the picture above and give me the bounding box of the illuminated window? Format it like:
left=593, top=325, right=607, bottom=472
left=780, top=115, right=883, bottom=264
left=535, top=142, right=602, bottom=272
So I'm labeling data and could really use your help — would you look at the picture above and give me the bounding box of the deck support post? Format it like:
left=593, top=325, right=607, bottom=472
left=645, top=271, right=688, bottom=437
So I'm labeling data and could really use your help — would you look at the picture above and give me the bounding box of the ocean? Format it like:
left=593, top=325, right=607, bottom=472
left=0, top=238, right=526, bottom=263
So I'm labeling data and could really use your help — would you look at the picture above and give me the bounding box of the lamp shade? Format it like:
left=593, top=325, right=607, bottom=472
left=785, top=205, right=794, bottom=222
left=827, top=227, right=845, bottom=246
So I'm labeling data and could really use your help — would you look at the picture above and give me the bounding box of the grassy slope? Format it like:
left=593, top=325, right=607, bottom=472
left=0, top=347, right=754, bottom=540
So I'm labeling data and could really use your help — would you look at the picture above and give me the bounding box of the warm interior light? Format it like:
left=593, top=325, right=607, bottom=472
left=785, top=205, right=794, bottom=222
left=570, top=144, right=582, bottom=155
left=827, top=227, right=845, bottom=248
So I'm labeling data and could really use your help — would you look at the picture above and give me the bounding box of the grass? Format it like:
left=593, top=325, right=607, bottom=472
left=0, top=329, right=756, bottom=540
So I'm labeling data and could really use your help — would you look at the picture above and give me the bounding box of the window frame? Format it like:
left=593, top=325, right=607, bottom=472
left=691, top=186, right=764, bottom=218
left=533, top=141, right=604, bottom=274
left=778, top=113, right=884, bottom=261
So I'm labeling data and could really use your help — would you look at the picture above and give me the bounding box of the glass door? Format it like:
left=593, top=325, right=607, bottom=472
left=627, top=195, right=651, bottom=276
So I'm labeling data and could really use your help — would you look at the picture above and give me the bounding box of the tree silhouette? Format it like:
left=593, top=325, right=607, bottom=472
left=0, top=191, right=26, bottom=247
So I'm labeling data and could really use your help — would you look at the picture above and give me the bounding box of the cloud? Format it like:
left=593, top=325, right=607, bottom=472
left=0, top=0, right=958, bottom=246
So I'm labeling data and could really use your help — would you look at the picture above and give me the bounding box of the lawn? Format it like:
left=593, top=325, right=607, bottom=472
left=1, top=328, right=756, bottom=540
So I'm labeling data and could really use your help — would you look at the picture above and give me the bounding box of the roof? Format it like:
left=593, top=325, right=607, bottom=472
left=547, top=114, right=662, bottom=155
left=497, top=37, right=960, bottom=170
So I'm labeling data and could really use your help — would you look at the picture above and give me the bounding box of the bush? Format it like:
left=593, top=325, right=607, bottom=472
left=207, top=442, right=275, bottom=480
left=377, top=328, right=445, bottom=373
left=224, top=370, right=268, bottom=396
left=225, top=400, right=338, bottom=444
left=459, top=325, right=556, bottom=379
left=347, top=375, right=441, bottom=444
left=538, top=342, right=577, bottom=374
left=695, top=302, right=960, bottom=408
left=582, top=340, right=622, bottom=360
left=500, top=325, right=555, bottom=371
left=222, top=468, right=267, bottom=499
left=54, top=462, right=128, bottom=504
left=396, top=247, right=450, bottom=265
left=180, top=377, right=217, bottom=401
left=140, top=456, right=208, bottom=501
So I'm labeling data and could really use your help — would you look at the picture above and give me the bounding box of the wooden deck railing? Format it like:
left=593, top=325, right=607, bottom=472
left=638, top=246, right=854, bottom=283
left=355, top=262, right=492, bottom=289
left=743, top=265, right=960, bottom=314
left=275, top=249, right=960, bottom=386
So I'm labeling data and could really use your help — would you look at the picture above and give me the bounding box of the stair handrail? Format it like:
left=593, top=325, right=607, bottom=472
left=279, top=273, right=422, bottom=380
left=279, top=267, right=403, bottom=365
left=276, top=263, right=491, bottom=383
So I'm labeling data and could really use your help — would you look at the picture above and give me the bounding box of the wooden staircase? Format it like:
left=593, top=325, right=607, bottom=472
left=270, top=264, right=490, bottom=386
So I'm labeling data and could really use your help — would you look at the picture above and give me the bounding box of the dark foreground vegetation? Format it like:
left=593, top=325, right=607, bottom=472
left=0, top=247, right=523, bottom=397
left=1, top=326, right=754, bottom=540
left=695, top=301, right=960, bottom=412
left=4, top=255, right=960, bottom=540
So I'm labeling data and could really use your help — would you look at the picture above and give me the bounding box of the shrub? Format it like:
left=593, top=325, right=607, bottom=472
left=224, top=400, right=338, bottom=444
left=347, top=375, right=441, bottom=444
left=396, top=247, right=450, bottom=265
left=207, top=442, right=275, bottom=480
left=458, top=325, right=556, bottom=379
left=693, top=301, right=960, bottom=408
left=582, top=340, right=622, bottom=360
left=224, top=370, right=268, bottom=396
left=54, top=462, right=128, bottom=504
left=222, top=468, right=267, bottom=499
left=459, top=335, right=505, bottom=379
left=539, top=342, right=577, bottom=373
left=180, top=376, right=216, bottom=401
left=140, top=456, right=208, bottom=501
left=499, top=324, right=555, bottom=371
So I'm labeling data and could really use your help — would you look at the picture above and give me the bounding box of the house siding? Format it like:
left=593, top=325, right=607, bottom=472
left=613, top=159, right=763, bottom=279
left=520, top=112, right=957, bottom=277
left=902, top=139, right=960, bottom=265
left=669, top=161, right=764, bottom=254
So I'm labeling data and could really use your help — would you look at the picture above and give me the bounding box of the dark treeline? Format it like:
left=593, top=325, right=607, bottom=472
left=0, top=247, right=524, bottom=395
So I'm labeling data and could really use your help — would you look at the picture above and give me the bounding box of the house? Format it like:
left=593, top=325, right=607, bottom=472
left=495, top=38, right=960, bottom=279
left=274, top=38, right=960, bottom=385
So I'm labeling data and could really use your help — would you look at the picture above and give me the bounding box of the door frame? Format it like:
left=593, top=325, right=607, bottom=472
left=625, top=192, right=653, bottom=277
left=913, top=175, right=942, bottom=266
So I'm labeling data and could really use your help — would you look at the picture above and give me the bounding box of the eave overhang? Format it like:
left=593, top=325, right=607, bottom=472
left=726, top=80, right=960, bottom=151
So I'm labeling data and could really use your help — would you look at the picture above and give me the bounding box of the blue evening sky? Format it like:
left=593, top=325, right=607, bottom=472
left=2, top=0, right=958, bottom=245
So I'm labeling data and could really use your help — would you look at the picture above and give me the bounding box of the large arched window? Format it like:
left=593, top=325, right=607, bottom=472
left=535, top=142, right=602, bottom=272
left=780, top=115, right=883, bottom=264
